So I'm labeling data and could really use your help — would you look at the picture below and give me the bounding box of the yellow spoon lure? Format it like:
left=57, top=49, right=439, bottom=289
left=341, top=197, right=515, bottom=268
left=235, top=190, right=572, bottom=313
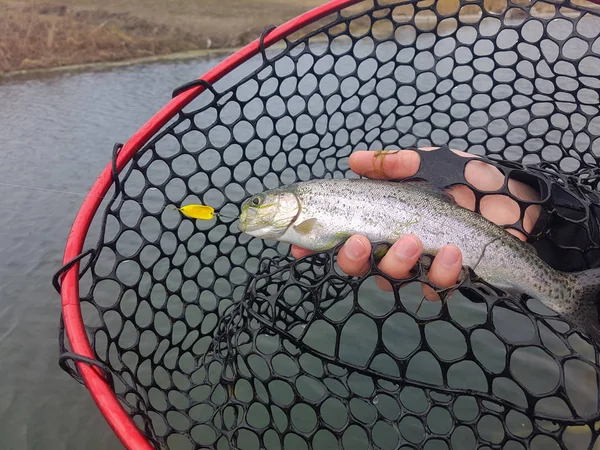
left=168, top=204, right=235, bottom=221
left=175, top=204, right=216, bottom=220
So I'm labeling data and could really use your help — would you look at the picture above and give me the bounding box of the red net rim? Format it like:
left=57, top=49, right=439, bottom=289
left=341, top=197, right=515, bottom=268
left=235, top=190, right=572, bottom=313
left=59, top=1, right=363, bottom=448
left=58, top=0, right=600, bottom=448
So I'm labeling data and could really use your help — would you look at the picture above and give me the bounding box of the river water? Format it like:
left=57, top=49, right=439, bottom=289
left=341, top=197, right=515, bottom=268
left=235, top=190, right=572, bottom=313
left=0, top=23, right=598, bottom=449
left=0, top=55, right=242, bottom=450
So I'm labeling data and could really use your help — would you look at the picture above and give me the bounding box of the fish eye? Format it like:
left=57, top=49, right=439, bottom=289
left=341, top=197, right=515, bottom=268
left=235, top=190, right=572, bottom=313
left=251, top=195, right=263, bottom=206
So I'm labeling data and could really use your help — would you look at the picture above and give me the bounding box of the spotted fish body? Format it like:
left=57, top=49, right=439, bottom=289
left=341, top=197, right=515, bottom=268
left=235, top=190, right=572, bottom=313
left=238, top=178, right=600, bottom=344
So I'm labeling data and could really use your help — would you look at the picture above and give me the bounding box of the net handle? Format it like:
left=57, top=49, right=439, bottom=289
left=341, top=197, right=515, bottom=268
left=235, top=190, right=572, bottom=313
left=58, top=0, right=363, bottom=448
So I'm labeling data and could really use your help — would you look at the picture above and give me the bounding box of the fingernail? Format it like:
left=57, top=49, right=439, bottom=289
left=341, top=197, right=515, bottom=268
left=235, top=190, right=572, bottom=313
left=439, top=245, right=461, bottom=267
left=345, top=237, right=367, bottom=261
left=395, top=235, right=420, bottom=260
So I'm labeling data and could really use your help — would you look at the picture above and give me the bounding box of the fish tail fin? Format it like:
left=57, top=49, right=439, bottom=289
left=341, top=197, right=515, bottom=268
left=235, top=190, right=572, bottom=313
left=568, top=268, right=600, bottom=345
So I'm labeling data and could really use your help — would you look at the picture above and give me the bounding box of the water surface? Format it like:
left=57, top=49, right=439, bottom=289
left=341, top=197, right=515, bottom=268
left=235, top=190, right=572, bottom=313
left=0, top=54, right=236, bottom=450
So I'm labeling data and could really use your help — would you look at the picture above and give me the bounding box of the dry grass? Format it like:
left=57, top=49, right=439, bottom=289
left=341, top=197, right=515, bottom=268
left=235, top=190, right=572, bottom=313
left=0, top=8, right=193, bottom=72
left=0, top=0, right=325, bottom=74
left=0, top=0, right=591, bottom=74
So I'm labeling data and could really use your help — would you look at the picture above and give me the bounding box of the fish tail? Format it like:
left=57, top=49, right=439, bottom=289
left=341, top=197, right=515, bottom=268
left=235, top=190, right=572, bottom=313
left=567, top=268, right=600, bottom=345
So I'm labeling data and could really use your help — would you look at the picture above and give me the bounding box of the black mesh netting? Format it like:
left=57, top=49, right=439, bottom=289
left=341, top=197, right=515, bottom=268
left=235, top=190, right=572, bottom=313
left=57, top=0, right=600, bottom=449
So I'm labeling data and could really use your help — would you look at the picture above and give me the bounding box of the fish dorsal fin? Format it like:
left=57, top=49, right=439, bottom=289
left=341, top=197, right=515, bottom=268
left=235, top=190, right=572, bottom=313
left=401, top=179, right=457, bottom=204
left=294, top=218, right=318, bottom=235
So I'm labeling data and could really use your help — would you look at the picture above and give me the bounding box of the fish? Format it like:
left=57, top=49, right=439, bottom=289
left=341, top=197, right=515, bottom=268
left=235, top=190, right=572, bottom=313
left=237, top=178, right=600, bottom=344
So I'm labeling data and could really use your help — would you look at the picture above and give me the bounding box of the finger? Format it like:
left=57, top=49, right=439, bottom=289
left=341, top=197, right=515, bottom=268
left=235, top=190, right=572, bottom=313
left=349, top=150, right=421, bottom=180
left=478, top=194, right=535, bottom=243
left=376, top=235, right=422, bottom=291
left=291, top=245, right=315, bottom=259
left=349, top=147, right=477, bottom=181
left=464, top=159, right=505, bottom=191
left=337, top=235, right=372, bottom=277
left=423, top=245, right=463, bottom=301
left=446, top=184, right=476, bottom=211
left=429, top=245, right=462, bottom=286
left=480, top=194, right=520, bottom=227
left=508, top=178, right=542, bottom=236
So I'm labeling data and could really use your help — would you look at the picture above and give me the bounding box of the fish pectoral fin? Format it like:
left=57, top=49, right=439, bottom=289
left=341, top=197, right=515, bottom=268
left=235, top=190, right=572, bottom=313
left=294, top=218, right=319, bottom=235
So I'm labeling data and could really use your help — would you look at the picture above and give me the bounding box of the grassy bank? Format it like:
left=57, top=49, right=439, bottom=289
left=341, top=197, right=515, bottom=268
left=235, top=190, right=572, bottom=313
left=0, top=0, right=585, bottom=76
left=0, top=0, right=324, bottom=74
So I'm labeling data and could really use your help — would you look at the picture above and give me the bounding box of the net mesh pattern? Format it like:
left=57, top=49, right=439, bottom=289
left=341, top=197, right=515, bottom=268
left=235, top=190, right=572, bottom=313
left=60, top=0, right=600, bottom=449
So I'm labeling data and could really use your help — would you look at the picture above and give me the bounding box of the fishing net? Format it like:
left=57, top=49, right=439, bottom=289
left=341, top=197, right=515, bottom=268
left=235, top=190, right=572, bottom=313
left=54, top=0, right=600, bottom=449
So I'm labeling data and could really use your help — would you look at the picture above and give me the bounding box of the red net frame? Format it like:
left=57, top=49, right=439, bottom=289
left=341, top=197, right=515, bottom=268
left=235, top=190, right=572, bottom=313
left=56, top=0, right=600, bottom=449
left=58, top=2, right=366, bottom=448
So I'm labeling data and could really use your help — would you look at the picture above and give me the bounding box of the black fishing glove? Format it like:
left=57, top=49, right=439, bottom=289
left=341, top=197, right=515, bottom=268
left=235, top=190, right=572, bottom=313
left=410, top=145, right=600, bottom=272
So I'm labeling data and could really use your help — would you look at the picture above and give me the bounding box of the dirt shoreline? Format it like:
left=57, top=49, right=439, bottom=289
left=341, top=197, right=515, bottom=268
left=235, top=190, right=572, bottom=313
left=0, top=0, right=325, bottom=76
left=0, top=48, right=239, bottom=80
left=0, top=0, right=571, bottom=78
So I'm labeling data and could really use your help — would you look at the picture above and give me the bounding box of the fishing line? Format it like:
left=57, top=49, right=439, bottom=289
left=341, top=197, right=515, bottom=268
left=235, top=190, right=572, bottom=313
left=0, top=181, right=99, bottom=198
left=0, top=180, right=237, bottom=220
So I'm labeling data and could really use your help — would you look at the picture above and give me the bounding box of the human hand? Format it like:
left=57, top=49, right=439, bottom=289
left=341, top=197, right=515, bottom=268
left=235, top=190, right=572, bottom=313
left=291, top=147, right=541, bottom=300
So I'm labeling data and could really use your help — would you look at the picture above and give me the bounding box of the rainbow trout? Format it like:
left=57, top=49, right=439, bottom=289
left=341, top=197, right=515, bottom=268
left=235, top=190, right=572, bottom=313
left=238, top=178, right=600, bottom=343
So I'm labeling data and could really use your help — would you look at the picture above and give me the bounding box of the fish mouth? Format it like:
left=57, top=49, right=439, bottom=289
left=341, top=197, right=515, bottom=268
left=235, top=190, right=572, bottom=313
left=237, top=206, right=248, bottom=233
left=238, top=222, right=265, bottom=234
left=237, top=213, right=263, bottom=234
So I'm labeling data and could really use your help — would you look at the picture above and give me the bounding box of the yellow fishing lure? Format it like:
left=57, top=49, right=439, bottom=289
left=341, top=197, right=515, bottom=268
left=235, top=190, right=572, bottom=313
left=174, top=204, right=215, bottom=220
